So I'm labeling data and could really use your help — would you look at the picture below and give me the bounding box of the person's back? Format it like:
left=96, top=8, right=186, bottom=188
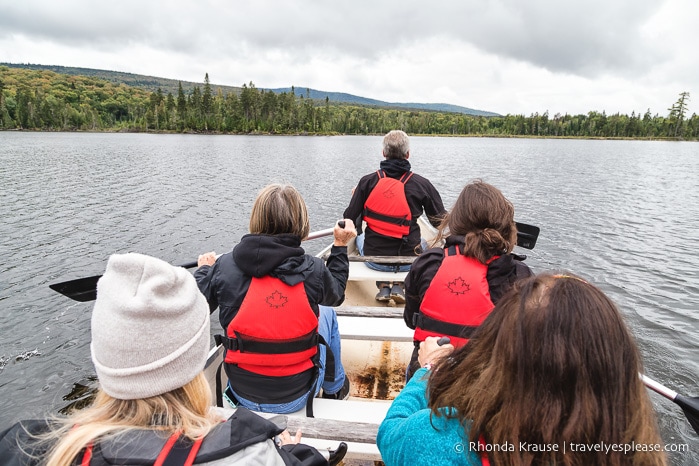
left=343, top=130, right=446, bottom=302
left=0, top=253, right=329, bottom=465
left=196, top=184, right=356, bottom=415
left=403, top=180, right=532, bottom=379
left=344, top=130, right=445, bottom=258
left=378, top=273, right=668, bottom=466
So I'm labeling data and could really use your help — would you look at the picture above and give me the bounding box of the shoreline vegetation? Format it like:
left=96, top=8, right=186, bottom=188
left=1, top=66, right=696, bottom=141
left=1, top=126, right=690, bottom=142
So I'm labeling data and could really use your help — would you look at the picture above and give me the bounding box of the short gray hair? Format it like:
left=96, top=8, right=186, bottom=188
left=382, top=130, right=410, bottom=159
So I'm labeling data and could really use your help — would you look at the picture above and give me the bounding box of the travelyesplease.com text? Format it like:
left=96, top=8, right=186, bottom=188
left=463, top=441, right=689, bottom=455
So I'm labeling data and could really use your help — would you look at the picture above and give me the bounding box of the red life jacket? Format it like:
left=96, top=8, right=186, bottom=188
left=478, top=435, right=491, bottom=466
left=222, top=276, right=319, bottom=377
left=413, top=245, right=496, bottom=346
left=363, top=170, right=414, bottom=239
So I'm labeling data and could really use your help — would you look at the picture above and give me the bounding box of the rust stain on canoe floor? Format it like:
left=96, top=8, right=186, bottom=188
left=350, top=341, right=407, bottom=400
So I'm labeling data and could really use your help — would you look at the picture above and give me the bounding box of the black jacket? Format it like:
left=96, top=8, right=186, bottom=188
left=195, top=234, right=348, bottom=328
left=0, top=408, right=327, bottom=466
left=194, top=234, right=349, bottom=402
left=343, top=158, right=446, bottom=256
left=403, top=235, right=533, bottom=330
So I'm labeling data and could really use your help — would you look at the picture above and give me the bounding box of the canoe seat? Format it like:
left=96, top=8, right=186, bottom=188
left=337, top=315, right=413, bottom=342
left=260, top=397, right=391, bottom=462
left=347, top=261, right=408, bottom=282
left=215, top=398, right=390, bottom=461
left=335, top=306, right=403, bottom=318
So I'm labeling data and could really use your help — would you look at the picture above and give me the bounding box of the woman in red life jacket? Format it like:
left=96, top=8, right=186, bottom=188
left=403, top=180, right=533, bottom=381
left=0, top=253, right=330, bottom=465
left=195, top=184, right=357, bottom=415
left=378, top=274, right=668, bottom=466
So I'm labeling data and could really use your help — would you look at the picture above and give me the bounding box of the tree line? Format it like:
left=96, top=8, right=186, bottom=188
left=1, top=67, right=696, bottom=140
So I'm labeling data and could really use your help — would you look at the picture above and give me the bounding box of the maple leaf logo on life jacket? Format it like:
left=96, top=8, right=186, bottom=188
left=382, top=187, right=396, bottom=199
left=265, top=290, right=288, bottom=308
left=447, top=277, right=471, bottom=295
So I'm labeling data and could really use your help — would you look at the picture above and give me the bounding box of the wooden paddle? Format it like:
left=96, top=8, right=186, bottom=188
left=49, top=226, right=340, bottom=302
left=642, top=374, right=699, bottom=436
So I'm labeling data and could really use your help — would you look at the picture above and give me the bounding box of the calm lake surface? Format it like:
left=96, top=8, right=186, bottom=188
left=1, top=132, right=697, bottom=463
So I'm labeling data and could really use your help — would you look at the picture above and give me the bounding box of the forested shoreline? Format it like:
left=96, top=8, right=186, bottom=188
left=1, top=67, right=696, bottom=140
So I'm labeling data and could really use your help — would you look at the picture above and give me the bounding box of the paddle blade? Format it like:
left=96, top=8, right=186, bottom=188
left=49, top=275, right=100, bottom=302
left=676, top=394, right=699, bottom=436
left=49, top=260, right=199, bottom=302
left=515, top=222, right=540, bottom=250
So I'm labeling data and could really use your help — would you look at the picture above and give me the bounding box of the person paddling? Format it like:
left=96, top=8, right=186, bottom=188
left=403, top=180, right=532, bottom=380
left=196, top=184, right=356, bottom=415
left=343, top=130, right=446, bottom=303
left=0, top=253, right=329, bottom=465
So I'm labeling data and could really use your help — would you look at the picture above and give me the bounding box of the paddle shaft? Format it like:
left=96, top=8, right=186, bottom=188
left=49, top=225, right=342, bottom=302
left=641, top=374, right=678, bottom=400
left=642, top=373, right=699, bottom=436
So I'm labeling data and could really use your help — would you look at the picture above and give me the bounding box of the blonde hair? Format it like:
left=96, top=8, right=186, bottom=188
left=249, top=184, right=310, bottom=239
left=40, top=373, right=218, bottom=466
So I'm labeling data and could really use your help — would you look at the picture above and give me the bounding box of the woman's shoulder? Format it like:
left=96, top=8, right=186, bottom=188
left=0, top=419, right=55, bottom=464
left=410, top=246, right=445, bottom=274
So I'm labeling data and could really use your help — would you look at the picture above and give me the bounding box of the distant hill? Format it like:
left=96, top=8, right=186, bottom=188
left=1, top=63, right=499, bottom=116
left=0, top=63, right=240, bottom=96
left=268, top=87, right=500, bottom=117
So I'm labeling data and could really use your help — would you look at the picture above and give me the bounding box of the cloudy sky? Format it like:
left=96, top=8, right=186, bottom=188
left=0, top=0, right=696, bottom=116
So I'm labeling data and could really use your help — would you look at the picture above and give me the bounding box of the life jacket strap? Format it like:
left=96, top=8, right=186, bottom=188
left=317, top=334, right=335, bottom=383
left=215, top=360, right=225, bottom=408
left=80, top=431, right=203, bottom=466
left=376, top=169, right=413, bottom=184
left=363, top=207, right=412, bottom=227
left=215, top=330, right=319, bottom=354
left=154, top=431, right=204, bottom=466
left=399, top=171, right=414, bottom=183
left=304, top=334, right=337, bottom=418
left=413, top=312, right=478, bottom=340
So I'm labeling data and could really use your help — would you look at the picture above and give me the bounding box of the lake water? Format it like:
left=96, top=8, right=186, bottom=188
left=1, top=132, right=697, bottom=463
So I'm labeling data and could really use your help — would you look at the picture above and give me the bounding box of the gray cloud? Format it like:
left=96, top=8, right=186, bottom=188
left=0, top=0, right=666, bottom=77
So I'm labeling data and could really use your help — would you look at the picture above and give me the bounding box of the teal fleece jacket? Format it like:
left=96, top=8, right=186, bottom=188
left=377, top=368, right=483, bottom=466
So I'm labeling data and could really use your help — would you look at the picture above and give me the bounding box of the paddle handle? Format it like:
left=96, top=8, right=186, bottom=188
left=641, top=374, right=678, bottom=401
left=306, top=220, right=346, bottom=241
left=437, top=336, right=451, bottom=346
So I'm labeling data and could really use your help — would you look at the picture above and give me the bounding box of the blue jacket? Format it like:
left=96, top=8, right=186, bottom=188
left=377, top=368, right=482, bottom=466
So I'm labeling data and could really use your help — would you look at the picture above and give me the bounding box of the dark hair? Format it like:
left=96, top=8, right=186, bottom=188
left=428, top=273, right=666, bottom=466
left=433, top=180, right=516, bottom=263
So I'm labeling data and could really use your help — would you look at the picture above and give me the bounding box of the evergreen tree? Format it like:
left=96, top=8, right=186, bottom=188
left=176, top=82, right=187, bottom=130
left=668, top=91, right=690, bottom=138
left=166, top=92, right=175, bottom=129
left=0, top=78, right=11, bottom=128
left=202, top=73, right=213, bottom=130
left=190, top=86, right=202, bottom=129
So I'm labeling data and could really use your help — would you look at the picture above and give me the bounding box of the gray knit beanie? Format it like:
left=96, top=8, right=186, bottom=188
left=91, top=253, right=210, bottom=400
